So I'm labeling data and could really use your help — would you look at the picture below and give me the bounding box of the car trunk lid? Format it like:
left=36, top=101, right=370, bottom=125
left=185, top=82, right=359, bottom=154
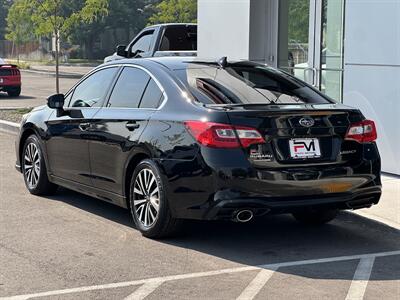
left=210, top=103, right=364, bottom=167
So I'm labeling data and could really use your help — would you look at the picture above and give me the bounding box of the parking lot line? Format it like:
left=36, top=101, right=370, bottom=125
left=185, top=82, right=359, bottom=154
left=1, top=250, right=399, bottom=300
left=345, top=257, right=375, bottom=300
left=123, top=280, right=164, bottom=300
left=236, top=268, right=277, bottom=300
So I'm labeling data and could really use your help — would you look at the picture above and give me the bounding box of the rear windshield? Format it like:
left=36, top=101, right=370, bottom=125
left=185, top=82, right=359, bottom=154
left=175, top=62, right=332, bottom=105
left=158, top=26, right=197, bottom=51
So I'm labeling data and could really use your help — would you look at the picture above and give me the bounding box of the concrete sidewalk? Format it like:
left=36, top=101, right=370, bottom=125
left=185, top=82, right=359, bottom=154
left=24, top=64, right=97, bottom=78
left=356, top=174, right=400, bottom=229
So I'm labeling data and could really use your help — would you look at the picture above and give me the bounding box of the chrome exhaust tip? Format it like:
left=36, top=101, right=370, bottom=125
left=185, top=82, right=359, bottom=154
left=235, top=210, right=254, bottom=223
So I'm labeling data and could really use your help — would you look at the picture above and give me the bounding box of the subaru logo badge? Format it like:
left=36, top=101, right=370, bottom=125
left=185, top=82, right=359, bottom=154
left=299, top=117, right=314, bottom=127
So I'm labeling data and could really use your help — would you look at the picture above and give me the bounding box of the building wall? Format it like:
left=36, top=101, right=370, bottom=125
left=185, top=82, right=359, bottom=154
left=198, top=0, right=278, bottom=63
left=343, top=0, right=400, bottom=174
left=198, top=0, right=251, bottom=60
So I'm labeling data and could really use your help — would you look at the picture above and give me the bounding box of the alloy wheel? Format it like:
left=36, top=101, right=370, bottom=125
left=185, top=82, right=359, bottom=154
left=133, top=168, right=160, bottom=227
left=24, top=142, right=40, bottom=189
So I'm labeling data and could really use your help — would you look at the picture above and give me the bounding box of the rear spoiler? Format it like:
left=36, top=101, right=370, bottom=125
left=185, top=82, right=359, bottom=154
left=0, top=64, right=18, bottom=68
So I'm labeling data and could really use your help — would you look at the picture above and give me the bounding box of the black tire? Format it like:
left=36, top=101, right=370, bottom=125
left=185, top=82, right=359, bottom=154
left=7, top=86, right=21, bottom=97
left=129, top=159, right=182, bottom=238
left=292, top=209, right=338, bottom=225
left=22, top=135, right=58, bottom=195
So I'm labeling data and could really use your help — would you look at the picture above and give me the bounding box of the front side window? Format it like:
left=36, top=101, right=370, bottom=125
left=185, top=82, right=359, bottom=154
left=131, top=31, right=154, bottom=55
left=175, top=62, right=333, bottom=105
left=108, top=67, right=150, bottom=108
left=70, top=67, right=117, bottom=107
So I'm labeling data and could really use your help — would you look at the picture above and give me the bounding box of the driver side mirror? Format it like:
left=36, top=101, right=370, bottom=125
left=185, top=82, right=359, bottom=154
left=116, top=45, right=127, bottom=57
left=47, top=93, right=64, bottom=109
left=47, top=93, right=66, bottom=117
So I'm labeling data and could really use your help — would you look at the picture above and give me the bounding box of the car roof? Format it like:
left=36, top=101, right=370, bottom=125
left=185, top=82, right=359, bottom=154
left=105, top=56, right=244, bottom=71
left=102, top=56, right=195, bottom=70
left=148, top=56, right=199, bottom=70
left=147, top=23, right=197, bottom=29
left=102, top=56, right=263, bottom=74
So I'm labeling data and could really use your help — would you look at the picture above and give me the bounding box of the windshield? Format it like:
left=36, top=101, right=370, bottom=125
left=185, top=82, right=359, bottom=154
left=175, top=62, right=333, bottom=105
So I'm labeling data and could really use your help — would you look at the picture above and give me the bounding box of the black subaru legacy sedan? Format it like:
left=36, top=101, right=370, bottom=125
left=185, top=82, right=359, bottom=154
left=15, top=57, right=381, bottom=238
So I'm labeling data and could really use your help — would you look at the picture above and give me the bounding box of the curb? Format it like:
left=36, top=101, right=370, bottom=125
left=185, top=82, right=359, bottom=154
left=0, top=119, right=20, bottom=134
left=21, top=69, right=83, bottom=79
left=0, top=106, right=34, bottom=110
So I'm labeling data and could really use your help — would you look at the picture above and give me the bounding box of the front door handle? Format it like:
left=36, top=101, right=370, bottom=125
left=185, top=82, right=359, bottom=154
left=125, top=122, right=140, bottom=131
left=79, top=122, right=91, bottom=131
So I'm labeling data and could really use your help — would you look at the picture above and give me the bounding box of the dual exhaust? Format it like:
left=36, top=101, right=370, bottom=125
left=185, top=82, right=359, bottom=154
left=233, top=209, right=254, bottom=223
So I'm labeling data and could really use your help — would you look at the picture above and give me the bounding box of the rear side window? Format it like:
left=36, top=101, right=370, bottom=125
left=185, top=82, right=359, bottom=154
left=175, top=63, right=332, bottom=105
left=108, top=67, right=150, bottom=108
left=159, top=26, right=197, bottom=51
left=139, top=79, right=164, bottom=109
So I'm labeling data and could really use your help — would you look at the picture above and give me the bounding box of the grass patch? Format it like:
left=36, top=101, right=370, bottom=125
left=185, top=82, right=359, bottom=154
left=4, top=59, right=31, bottom=69
left=15, top=107, right=33, bottom=114
left=0, top=108, right=33, bottom=123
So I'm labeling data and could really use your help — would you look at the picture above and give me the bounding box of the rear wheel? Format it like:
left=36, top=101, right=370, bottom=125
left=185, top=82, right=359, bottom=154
left=22, top=135, right=58, bottom=195
left=7, top=86, right=21, bottom=97
left=292, top=209, right=338, bottom=225
left=129, top=159, right=182, bottom=238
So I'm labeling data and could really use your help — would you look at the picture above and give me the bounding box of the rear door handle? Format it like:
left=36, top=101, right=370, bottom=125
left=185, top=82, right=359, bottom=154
left=125, top=122, right=140, bottom=131
left=79, top=122, right=91, bottom=131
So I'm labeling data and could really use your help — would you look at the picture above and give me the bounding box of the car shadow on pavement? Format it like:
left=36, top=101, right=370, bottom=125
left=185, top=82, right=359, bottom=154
left=46, top=187, right=400, bottom=282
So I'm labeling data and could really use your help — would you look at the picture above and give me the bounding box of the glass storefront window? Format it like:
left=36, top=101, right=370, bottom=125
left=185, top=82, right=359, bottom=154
left=278, top=0, right=345, bottom=102
left=320, top=0, right=345, bottom=101
left=278, top=0, right=310, bottom=78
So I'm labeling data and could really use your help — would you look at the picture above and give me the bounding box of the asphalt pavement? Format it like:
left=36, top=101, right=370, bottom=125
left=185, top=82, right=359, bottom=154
left=0, top=131, right=399, bottom=300
left=0, top=71, right=83, bottom=109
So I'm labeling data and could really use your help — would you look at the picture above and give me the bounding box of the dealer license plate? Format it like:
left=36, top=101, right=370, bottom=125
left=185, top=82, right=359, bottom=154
left=289, top=138, right=321, bottom=159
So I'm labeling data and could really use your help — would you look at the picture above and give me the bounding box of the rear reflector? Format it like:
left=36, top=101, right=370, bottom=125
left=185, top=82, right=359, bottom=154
left=345, top=120, right=377, bottom=143
left=184, top=121, right=265, bottom=148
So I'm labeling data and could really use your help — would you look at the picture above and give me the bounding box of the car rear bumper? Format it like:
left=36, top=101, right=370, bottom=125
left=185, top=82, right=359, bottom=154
left=203, top=186, right=382, bottom=220
left=161, top=144, right=381, bottom=220
left=0, top=74, right=21, bottom=88
left=163, top=160, right=382, bottom=220
left=0, top=84, right=21, bottom=91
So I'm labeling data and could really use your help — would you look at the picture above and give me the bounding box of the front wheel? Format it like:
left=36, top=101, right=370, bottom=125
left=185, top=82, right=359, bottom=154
left=22, top=135, right=58, bottom=195
left=129, top=159, right=182, bottom=238
left=292, top=209, right=338, bottom=225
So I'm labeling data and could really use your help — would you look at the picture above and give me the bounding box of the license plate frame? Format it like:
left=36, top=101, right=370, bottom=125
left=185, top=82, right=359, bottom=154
left=289, top=138, right=321, bottom=159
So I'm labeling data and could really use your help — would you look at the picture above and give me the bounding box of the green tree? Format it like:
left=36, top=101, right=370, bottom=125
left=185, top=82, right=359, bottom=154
left=0, top=0, right=13, bottom=40
left=5, top=0, right=35, bottom=62
left=8, top=0, right=109, bottom=93
left=68, top=0, right=153, bottom=59
left=33, top=0, right=108, bottom=92
left=148, top=0, right=197, bottom=25
left=288, top=0, right=309, bottom=43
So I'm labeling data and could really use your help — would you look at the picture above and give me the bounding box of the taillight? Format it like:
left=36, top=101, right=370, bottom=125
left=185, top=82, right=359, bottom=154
left=345, top=120, right=377, bottom=143
left=184, top=121, right=265, bottom=148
